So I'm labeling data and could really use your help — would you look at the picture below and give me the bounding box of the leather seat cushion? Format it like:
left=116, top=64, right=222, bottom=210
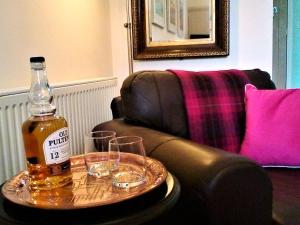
left=266, top=168, right=300, bottom=225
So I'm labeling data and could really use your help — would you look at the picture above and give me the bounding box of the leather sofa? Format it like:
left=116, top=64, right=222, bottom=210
left=95, top=70, right=298, bottom=225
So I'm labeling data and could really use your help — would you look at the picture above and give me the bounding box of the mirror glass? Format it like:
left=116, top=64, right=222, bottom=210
left=147, top=0, right=215, bottom=46
left=131, top=0, right=229, bottom=59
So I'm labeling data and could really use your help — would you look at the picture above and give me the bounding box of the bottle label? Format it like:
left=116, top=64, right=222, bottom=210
left=43, top=127, right=71, bottom=165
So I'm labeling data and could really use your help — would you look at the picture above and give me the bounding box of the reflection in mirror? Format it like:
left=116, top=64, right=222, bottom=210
left=147, top=0, right=215, bottom=45
left=131, top=0, right=229, bottom=59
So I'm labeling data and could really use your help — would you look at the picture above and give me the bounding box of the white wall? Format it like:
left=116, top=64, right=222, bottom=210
left=0, top=0, right=113, bottom=91
left=151, top=22, right=182, bottom=42
left=188, top=0, right=210, bottom=8
left=188, top=0, right=210, bottom=35
left=109, top=0, right=131, bottom=91
left=109, top=0, right=273, bottom=86
left=188, top=8, right=210, bottom=35
left=134, top=0, right=273, bottom=73
left=0, top=0, right=274, bottom=91
left=151, top=0, right=188, bottom=41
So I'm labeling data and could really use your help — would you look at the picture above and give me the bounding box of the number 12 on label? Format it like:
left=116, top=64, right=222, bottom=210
left=50, top=152, right=59, bottom=159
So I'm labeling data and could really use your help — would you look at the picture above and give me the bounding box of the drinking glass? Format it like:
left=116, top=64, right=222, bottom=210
left=84, top=131, right=116, bottom=178
left=109, top=136, right=146, bottom=188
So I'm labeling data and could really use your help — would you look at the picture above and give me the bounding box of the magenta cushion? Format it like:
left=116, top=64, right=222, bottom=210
left=240, top=84, right=300, bottom=167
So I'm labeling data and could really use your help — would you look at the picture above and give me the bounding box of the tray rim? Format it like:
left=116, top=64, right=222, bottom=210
left=1, top=155, right=168, bottom=210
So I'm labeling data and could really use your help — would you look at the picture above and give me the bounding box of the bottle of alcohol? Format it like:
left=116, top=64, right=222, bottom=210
left=22, top=57, right=72, bottom=190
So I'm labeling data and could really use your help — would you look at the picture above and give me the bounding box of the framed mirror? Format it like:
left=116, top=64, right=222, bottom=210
left=131, top=0, right=229, bottom=59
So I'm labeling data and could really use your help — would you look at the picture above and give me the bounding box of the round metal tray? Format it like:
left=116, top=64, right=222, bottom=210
left=1, top=155, right=167, bottom=210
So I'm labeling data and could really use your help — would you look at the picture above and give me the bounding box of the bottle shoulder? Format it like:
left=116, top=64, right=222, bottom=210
left=22, top=115, right=68, bottom=134
left=24, top=115, right=67, bottom=121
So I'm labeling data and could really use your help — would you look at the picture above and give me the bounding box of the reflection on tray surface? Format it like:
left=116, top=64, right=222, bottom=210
left=1, top=155, right=167, bottom=209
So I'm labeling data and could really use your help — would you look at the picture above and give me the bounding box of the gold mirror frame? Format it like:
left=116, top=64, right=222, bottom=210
left=131, top=0, right=229, bottom=60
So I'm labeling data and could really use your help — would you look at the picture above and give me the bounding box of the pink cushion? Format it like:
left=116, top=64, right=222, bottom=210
left=240, top=84, right=300, bottom=167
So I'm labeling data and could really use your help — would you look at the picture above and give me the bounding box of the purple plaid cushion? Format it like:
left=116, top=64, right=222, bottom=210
left=169, top=69, right=249, bottom=153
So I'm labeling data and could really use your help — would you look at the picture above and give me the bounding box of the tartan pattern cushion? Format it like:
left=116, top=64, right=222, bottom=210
left=169, top=69, right=249, bottom=153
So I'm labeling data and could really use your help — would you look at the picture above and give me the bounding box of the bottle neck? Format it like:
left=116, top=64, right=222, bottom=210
left=29, top=62, right=56, bottom=116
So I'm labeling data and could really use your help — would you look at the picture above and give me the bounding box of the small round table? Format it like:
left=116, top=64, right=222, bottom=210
left=0, top=173, right=180, bottom=225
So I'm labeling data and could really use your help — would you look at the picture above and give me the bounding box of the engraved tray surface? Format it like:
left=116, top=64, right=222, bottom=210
left=1, top=155, right=168, bottom=210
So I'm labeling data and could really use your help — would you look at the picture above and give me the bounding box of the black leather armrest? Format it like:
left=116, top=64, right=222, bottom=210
left=152, top=139, right=273, bottom=225
left=95, top=119, right=273, bottom=225
left=110, top=96, right=123, bottom=119
left=94, top=119, right=178, bottom=155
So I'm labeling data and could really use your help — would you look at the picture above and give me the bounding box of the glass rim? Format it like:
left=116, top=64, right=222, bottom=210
left=85, top=130, right=116, bottom=139
left=109, top=136, right=143, bottom=146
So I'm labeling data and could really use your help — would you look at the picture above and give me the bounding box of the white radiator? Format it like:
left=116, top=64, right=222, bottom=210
left=0, top=77, right=118, bottom=183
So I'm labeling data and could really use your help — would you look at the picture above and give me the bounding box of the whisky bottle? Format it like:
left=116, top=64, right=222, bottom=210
left=22, top=57, right=72, bottom=190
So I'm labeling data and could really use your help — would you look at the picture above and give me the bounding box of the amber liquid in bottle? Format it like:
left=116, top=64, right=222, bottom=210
left=22, top=57, right=72, bottom=190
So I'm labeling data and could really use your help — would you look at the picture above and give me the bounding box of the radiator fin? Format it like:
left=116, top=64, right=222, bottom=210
left=0, top=78, right=118, bottom=183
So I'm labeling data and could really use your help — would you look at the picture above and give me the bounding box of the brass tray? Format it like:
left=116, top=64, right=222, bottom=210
left=1, top=155, right=167, bottom=210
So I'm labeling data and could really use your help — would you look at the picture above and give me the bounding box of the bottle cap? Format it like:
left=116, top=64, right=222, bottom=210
left=30, top=57, right=45, bottom=63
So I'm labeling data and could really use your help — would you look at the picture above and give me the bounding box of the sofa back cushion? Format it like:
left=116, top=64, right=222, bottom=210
left=121, top=70, right=189, bottom=138
left=121, top=69, right=275, bottom=140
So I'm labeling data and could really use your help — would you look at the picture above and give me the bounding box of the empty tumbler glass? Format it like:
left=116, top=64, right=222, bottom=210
left=109, top=136, right=146, bottom=188
left=84, top=131, right=116, bottom=178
